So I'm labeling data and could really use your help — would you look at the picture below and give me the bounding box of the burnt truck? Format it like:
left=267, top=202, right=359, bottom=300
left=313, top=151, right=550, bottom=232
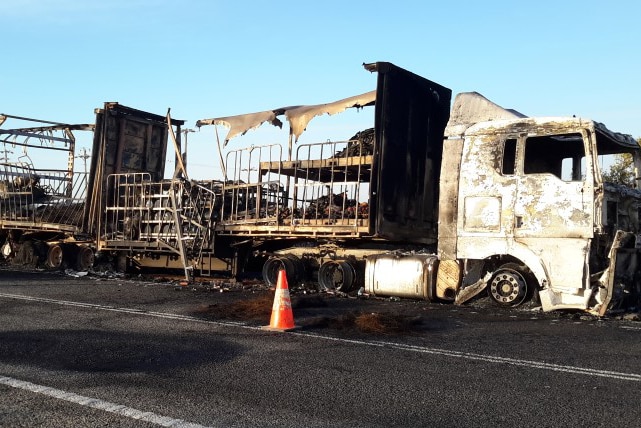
left=28, top=62, right=639, bottom=315
left=193, top=62, right=641, bottom=314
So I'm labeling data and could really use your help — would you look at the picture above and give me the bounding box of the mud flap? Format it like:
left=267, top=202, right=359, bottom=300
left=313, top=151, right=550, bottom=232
left=452, top=260, right=489, bottom=305
left=455, top=272, right=492, bottom=305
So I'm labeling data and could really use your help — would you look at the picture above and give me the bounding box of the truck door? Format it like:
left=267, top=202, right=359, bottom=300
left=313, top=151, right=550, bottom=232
left=514, top=130, right=594, bottom=289
left=455, top=134, right=519, bottom=254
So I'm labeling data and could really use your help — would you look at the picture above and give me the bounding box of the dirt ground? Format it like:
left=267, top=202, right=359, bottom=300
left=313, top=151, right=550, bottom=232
left=131, top=270, right=641, bottom=335
left=3, top=263, right=640, bottom=336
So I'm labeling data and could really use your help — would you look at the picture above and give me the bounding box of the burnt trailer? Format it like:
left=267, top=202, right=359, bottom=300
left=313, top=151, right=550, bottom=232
left=86, top=103, right=238, bottom=280
left=0, top=113, right=95, bottom=269
left=193, top=62, right=641, bottom=314
left=0, top=104, right=190, bottom=272
left=86, top=103, right=218, bottom=277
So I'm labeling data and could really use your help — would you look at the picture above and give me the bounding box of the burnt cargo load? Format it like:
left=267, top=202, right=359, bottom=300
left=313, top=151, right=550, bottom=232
left=0, top=113, right=95, bottom=269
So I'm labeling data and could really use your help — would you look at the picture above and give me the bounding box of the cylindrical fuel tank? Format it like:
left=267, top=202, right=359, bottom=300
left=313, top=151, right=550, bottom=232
left=365, top=254, right=439, bottom=300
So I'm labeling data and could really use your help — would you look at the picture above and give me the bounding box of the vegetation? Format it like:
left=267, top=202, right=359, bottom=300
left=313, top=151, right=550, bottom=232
left=601, top=138, right=641, bottom=186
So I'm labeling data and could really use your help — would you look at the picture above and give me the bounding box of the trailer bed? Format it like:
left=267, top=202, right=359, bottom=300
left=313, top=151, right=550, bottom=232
left=216, top=139, right=373, bottom=239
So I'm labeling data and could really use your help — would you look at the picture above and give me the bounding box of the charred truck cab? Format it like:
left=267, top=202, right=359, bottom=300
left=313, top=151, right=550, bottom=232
left=439, top=93, right=641, bottom=314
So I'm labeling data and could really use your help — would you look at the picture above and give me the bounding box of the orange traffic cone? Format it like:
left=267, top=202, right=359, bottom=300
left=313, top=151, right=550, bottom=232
left=262, top=269, right=299, bottom=332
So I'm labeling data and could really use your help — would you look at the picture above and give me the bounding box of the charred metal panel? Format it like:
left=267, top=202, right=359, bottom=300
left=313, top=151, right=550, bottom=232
left=85, top=103, right=184, bottom=234
left=523, top=237, right=590, bottom=294
left=463, top=196, right=501, bottom=231
left=514, top=127, right=594, bottom=241
left=366, top=62, right=451, bottom=243
left=120, top=120, right=147, bottom=170
left=515, top=176, right=592, bottom=238
left=147, top=126, right=166, bottom=172
left=437, top=137, right=464, bottom=260
left=445, top=92, right=526, bottom=137
left=92, top=103, right=176, bottom=180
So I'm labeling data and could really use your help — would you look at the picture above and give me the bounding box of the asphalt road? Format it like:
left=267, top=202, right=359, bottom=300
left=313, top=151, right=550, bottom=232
left=1, top=268, right=640, bottom=427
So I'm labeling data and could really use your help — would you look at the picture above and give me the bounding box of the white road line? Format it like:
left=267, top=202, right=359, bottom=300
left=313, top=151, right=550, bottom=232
left=2, top=292, right=640, bottom=383
left=0, top=375, right=210, bottom=428
left=298, top=333, right=641, bottom=382
left=375, top=340, right=641, bottom=381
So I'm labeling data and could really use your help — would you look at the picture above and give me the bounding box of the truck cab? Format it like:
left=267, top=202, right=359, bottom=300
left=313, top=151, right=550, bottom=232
left=440, top=92, right=641, bottom=314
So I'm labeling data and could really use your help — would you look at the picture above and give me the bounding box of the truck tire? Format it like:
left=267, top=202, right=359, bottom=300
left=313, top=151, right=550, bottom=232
left=75, top=246, right=95, bottom=271
left=487, top=262, right=533, bottom=307
left=46, top=244, right=64, bottom=269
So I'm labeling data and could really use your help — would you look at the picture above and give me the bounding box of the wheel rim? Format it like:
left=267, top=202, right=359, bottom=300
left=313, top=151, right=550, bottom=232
left=76, top=247, right=94, bottom=271
left=262, top=256, right=302, bottom=288
left=46, top=245, right=64, bottom=269
left=318, top=261, right=355, bottom=292
left=489, top=267, right=528, bottom=306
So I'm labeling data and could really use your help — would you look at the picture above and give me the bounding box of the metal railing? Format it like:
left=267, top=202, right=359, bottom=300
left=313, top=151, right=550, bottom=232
left=220, top=138, right=372, bottom=236
left=0, top=162, right=87, bottom=232
left=102, top=173, right=221, bottom=257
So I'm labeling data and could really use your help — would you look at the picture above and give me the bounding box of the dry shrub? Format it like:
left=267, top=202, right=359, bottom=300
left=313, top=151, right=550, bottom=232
left=302, top=313, right=356, bottom=330
left=195, top=293, right=274, bottom=321
left=304, top=311, right=423, bottom=334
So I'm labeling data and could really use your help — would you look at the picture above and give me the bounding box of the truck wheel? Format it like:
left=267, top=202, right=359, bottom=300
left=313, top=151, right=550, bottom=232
left=14, top=241, right=36, bottom=266
left=46, top=244, right=64, bottom=269
left=318, top=260, right=355, bottom=292
left=75, top=246, right=95, bottom=271
left=262, top=255, right=303, bottom=288
left=488, top=263, right=531, bottom=307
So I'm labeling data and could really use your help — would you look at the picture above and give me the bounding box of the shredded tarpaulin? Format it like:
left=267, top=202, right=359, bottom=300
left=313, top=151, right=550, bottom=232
left=196, top=90, right=376, bottom=145
left=196, top=110, right=284, bottom=146
left=284, top=91, right=376, bottom=142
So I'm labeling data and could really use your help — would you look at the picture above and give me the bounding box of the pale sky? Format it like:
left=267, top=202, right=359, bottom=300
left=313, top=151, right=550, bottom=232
left=1, top=0, right=640, bottom=178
